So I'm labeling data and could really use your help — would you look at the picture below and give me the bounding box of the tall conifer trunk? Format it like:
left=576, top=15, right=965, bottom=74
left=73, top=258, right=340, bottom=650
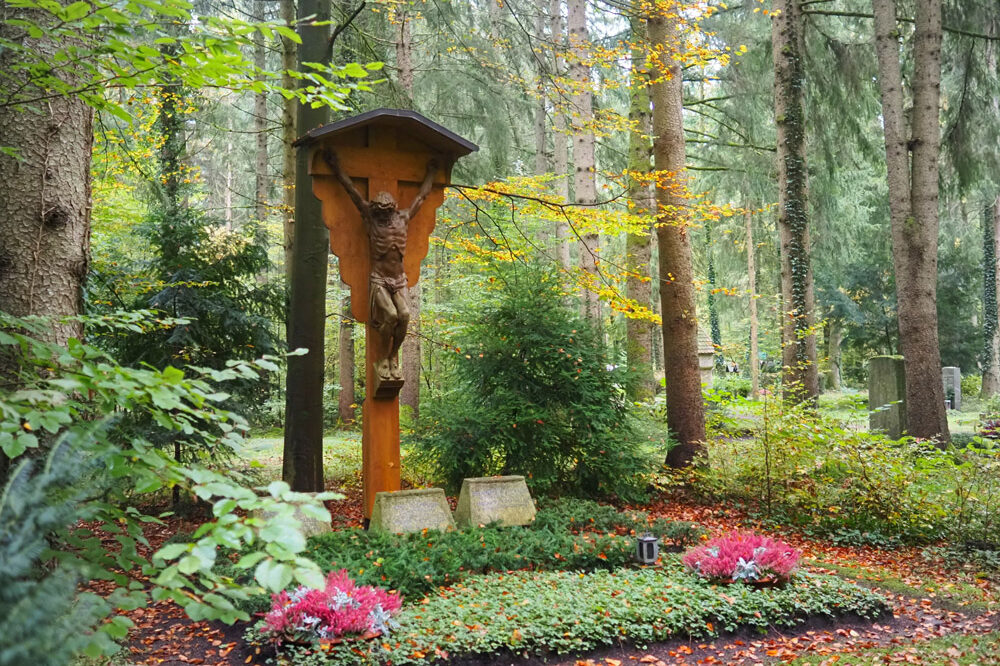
left=872, top=0, right=949, bottom=441
left=746, top=208, right=760, bottom=399
left=549, top=0, right=571, bottom=269
left=253, top=0, right=268, bottom=225
left=338, top=295, right=356, bottom=423
left=283, top=0, right=331, bottom=491
left=396, top=12, right=421, bottom=420
left=568, top=0, right=599, bottom=321
left=772, top=0, right=819, bottom=404
left=281, top=0, right=297, bottom=281
left=625, top=15, right=654, bottom=401
left=649, top=12, right=705, bottom=466
left=982, top=198, right=1000, bottom=398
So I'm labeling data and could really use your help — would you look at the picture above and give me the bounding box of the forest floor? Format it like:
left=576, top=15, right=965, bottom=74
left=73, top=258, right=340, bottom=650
left=113, top=433, right=1000, bottom=666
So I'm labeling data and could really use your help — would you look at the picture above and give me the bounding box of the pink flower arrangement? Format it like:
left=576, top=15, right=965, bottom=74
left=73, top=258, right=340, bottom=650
left=682, top=532, right=800, bottom=583
left=260, top=570, right=402, bottom=645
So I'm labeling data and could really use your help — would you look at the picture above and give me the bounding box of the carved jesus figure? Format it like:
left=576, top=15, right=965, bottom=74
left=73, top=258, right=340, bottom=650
left=324, top=149, right=438, bottom=387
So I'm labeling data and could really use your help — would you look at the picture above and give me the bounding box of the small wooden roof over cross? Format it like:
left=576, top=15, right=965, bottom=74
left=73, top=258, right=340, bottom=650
left=293, top=108, right=478, bottom=156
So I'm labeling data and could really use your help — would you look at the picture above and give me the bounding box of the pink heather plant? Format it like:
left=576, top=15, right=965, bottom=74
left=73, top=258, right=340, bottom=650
left=682, top=532, right=800, bottom=583
left=261, top=570, right=402, bottom=645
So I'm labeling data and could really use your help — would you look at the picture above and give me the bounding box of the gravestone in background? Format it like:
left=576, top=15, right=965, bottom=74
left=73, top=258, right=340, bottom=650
left=697, top=330, right=715, bottom=387
left=942, top=366, right=961, bottom=411
left=869, top=355, right=907, bottom=439
left=368, top=488, right=455, bottom=534
left=455, top=476, right=537, bottom=527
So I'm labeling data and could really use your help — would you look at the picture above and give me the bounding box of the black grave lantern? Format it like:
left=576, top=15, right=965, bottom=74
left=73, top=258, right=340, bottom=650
left=635, top=533, right=659, bottom=564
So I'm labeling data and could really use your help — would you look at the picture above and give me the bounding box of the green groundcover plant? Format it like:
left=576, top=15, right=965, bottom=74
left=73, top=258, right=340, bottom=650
left=249, top=565, right=888, bottom=665
left=219, top=498, right=706, bottom=614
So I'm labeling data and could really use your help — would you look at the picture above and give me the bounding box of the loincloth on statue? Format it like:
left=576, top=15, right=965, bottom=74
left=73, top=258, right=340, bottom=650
left=370, top=273, right=408, bottom=295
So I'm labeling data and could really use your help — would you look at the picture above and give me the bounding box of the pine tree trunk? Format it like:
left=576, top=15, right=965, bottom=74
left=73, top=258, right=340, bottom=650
left=396, top=14, right=421, bottom=420
left=567, top=0, right=599, bottom=322
left=746, top=208, right=760, bottom=399
left=827, top=318, right=843, bottom=391
left=0, top=22, right=92, bottom=349
left=254, top=0, right=268, bottom=224
left=549, top=0, right=571, bottom=269
left=625, top=15, right=655, bottom=401
left=338, top=295, right=357, bottom=423
left=772, top=0, right=819, bottom=405
left=533, top=3, right=548, bottom=177
left=982, top=198, right=1000, bottom=398
left=281, top=0, right=297, bottom=281
left=649, top=14, right=706, bottom=466
left=283, top=0, right=331, bottom=491
left=706, top=224, right=722, bottom=368
left=873, top=0, right=949, bottom=441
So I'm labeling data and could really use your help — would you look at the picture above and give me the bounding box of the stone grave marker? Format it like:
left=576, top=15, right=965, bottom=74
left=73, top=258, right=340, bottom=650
left=455, top=476, right=537, bottom=528
left=942, top=366, right=961, bottom=411
left=369, top=488, right=455, bottom=534
left=253, top=493, right=332, bottom=539
left=869, top=355, right=907, bottom=439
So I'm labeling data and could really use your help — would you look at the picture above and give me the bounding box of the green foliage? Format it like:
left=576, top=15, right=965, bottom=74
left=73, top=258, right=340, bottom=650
left=256, top=566, right=887, bottom=665
left=0, top=437, right=113, bottom=665
left=698, top=394, right=1000, bottom=549
left=92, top=209, right=284, bottom=419
left=411, top=268, right=654, bottom=502
left=221, top=500, right=703, bottom=615
left=0, top=313, right=339, bottom=661
left=0, top=0, right=381, bottom=122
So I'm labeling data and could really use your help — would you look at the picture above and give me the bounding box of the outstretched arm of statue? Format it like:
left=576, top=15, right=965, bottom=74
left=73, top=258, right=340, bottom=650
left=406, top=157, right=440, bottom=219
left=323, top=149, right=369, bottom=217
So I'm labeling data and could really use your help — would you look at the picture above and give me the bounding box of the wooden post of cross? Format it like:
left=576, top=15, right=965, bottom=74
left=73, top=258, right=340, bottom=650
left=294, top=109, right=477, bottom=520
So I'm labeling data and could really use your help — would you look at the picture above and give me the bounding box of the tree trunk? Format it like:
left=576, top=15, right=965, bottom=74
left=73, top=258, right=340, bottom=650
left=283, top=0, right=331, bottom=491
left=705, top=223, right=722, bottom=368
left=281, top=0, right=297, bottom=281
left=827, top=318, right=843, bottom=391
left=872, top=0, right=949, bottom=441
left=746, top=208, right=760, bottom=399
left=649, top=14, right=706, bottom=466
left=982, top=198, right=1000, bottom=398
left=624, top=15, right=655, bottom=401
left=772, top=0, right=819, bottom=405
left=533, top=3, right=548, bottom=177
left=338, top=295, right=356, bottom=423
left=253, top=0, right=268, bottom=224
left=395, top=13, right=421, bottom=420
left=549, top=0, right=571, bottom=269
left=567, top=0, right=599, bottom=322
left=0, top=84, right=92, bottom=349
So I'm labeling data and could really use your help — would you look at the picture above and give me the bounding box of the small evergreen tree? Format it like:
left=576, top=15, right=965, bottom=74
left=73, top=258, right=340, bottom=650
left=412, top=266, right=653, bottom=501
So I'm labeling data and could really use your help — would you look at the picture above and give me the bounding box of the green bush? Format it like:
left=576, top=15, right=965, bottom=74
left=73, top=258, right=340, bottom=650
left=410, top=269, right=654, bottom=502
left=257, top=566, right=887, bottom=665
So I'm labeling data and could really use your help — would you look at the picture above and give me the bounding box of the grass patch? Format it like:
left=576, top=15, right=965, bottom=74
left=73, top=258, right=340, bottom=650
left=258, top=565, right=888, bottom=665
left=790, top=631, right=1000, bottom=665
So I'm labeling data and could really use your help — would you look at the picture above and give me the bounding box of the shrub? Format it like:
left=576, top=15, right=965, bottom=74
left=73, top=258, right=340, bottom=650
left=682, top=532, right=800, bottom=582
left=255, top=567, right=887, bottom=665
left=260, top=571, right=401, bottom=645
left=411, top=268, right=654, bottom=502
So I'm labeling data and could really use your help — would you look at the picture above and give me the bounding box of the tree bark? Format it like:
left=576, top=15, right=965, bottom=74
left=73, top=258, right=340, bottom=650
left=746, top=208, right=760, bottom=399
left=625, top=15, right=655, bottom=401
left=872, top=0, right=949, bottom=441
left=395, top=13, right=421, bottom=420
left=649, top=13, right=705, bottom=466
left=827, top=318, right=843, bottom=391
left=982, top=198, right=1000, bottom=398
left=533, top=3, right=548, bottom=177
left=772, top=0, right=819, bottom=405
left=567, top=0, right=599, bottom=322
left=0, top=19, right=92, bottom=349
left=549, top=0, right=571, bottom=269
left=254, top=0, right=269, bottom=225
left=281, top=0, right=297, bottom=282
left=338, top=295, right=356, bottom=423
left=283, top=0, right=331, bottom=491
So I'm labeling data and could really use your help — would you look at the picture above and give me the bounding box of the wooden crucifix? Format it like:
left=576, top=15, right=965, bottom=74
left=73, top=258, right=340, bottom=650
left=295, top=109, right=477, bottom=520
